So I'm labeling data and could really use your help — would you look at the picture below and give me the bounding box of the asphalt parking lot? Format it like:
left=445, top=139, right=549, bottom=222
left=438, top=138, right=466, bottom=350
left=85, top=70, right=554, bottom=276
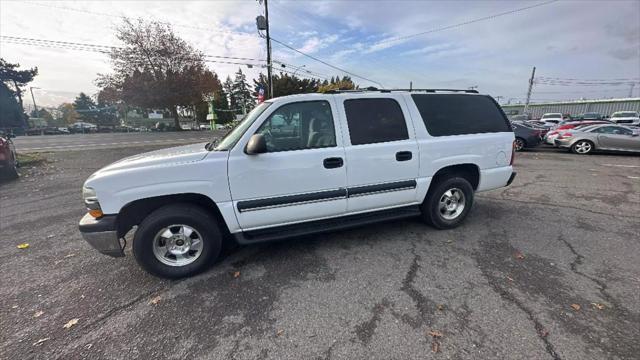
left=1, top=141, right=639, bottom=360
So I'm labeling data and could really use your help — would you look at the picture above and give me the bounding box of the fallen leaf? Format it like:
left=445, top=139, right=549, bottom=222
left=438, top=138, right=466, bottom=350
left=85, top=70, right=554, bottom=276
left=232, top=271, right=241, bottom=278
left=506, top=276, right=514, bottom=282
left=64, top=253, right=76, bottom=258
left=11, top=305, right=18, bottom=309
left=63, top=318, right=79, bottom=329
left=591, top=303, right=605, bottom=310
left=33, top=338, right=50, bottom=346
left=431, top=340, right=440, bottom=353
left=34, top=310, right=44, bottom=318
left=436, top=304, right=445, bottom=311
left=17, top=243, right=30, bottom=249
left=276, top=329, right=284, bottom=336
left=149, top=296, right=162, bottom=305
left=428, top=330, right=443, bottom=338
left=514, top=252, right=525, bottom=260
left=570, top=304, right=581, bottom=311
left=46, top=235, right=54, bottom=239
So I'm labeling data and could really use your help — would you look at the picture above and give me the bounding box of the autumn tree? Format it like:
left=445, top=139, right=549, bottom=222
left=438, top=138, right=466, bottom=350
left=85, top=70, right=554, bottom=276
left=96, top=18, right=221, bottom=130
left=58, top=103, right=79, bottom=125
left=0, top=58, right=38, bottom=129
left=318, top=75, right=357, bottom=93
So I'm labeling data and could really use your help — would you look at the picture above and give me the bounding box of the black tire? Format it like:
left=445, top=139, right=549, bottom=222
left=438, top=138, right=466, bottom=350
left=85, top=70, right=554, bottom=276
left=421, top=177, right=474, bottom=230
left=0, top=153, right=19, bottom=181
left=133, top=203, right=222, bottom=278
left=571, top=140, right=594, bottom=155
left=514, top=137, right=526, bottom=152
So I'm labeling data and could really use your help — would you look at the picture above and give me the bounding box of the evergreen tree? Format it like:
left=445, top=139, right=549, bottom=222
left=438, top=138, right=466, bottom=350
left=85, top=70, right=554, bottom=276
left=232, top=68, right=254, bottom=114
left=222, top=76, right=236, bottom=111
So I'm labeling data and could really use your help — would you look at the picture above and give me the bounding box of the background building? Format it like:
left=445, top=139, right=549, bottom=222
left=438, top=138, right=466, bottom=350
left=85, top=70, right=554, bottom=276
left=502, top=98, right=640, bottom=118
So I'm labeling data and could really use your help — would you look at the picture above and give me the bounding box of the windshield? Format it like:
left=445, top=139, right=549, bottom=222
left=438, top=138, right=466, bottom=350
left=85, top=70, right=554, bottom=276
left=213, top=102, right=272, bottom=151
left=612, top=112, right=637, bottom=118
left=542, top=114, right=561, bottom=119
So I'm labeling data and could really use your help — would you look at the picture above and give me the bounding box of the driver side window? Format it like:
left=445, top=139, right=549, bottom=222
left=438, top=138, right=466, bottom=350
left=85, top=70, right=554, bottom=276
left=255, top=101, right=336, bottom=152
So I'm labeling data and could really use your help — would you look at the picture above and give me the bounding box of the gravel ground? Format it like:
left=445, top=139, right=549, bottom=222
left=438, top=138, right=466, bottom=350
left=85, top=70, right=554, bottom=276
left=0, top=145, right=639, bottom=360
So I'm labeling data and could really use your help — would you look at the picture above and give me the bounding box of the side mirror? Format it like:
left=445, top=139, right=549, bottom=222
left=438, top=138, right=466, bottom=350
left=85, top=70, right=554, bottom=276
left=246, top=133, right=267, bottom=154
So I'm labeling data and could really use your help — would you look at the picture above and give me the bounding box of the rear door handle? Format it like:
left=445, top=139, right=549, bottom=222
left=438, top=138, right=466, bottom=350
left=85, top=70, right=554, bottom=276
left=323, top=157, right=343, bottom=169
left=396, top=151, right=412, bottom=161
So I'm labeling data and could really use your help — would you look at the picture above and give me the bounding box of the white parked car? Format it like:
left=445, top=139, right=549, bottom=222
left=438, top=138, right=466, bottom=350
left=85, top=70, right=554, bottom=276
left=539, top=113, right=563, bottom=128
left=79, top=90, right=516, bottom=278
left=610, top=111, right=640, bottom=126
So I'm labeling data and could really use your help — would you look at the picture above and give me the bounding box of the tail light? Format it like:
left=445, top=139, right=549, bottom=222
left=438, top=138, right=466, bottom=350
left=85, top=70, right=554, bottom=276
left=510, top=141, right=516, bottom=165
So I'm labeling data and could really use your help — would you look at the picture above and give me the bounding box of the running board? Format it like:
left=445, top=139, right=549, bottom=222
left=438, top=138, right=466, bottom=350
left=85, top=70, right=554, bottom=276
left=234, top=205, right=421, bottom=244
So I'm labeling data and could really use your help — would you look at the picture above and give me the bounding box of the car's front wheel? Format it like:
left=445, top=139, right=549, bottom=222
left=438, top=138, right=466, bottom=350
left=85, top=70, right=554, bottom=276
left=514, top=137, right=526, bottom=151
left=133, top=204, right=222, bottom=278
left=571, top=140, right=594, bottom=155
left=421, top=177, right=474, bottom=229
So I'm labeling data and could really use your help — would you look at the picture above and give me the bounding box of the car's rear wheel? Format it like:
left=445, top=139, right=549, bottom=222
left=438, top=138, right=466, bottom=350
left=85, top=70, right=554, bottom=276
left=571, top=140, right=594, bottom=154
left=133, top=204, right=222, bottom=278
left=514, top=137, right=526, bottom=151
left=421, top=177, right=474, bottom=229
left=0, top=152, right=19, bottom=180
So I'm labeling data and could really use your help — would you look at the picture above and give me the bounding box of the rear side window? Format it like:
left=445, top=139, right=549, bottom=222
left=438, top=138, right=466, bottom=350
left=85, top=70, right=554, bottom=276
left=411, top=94, right=511, bottom=136
left=344, top=98, right=409, bottom=145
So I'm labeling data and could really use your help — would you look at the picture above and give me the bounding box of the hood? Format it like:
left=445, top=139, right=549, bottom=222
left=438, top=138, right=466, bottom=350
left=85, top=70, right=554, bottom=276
left=93, top=142, right=210, bottom=175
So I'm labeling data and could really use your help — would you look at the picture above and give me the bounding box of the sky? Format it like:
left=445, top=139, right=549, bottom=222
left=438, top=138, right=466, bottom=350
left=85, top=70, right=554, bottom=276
left=1, top=0, right=639, bottom=108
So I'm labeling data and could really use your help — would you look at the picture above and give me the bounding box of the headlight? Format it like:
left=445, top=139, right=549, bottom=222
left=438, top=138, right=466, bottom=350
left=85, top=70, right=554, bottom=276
left=82, top=186, right=103, bottom=218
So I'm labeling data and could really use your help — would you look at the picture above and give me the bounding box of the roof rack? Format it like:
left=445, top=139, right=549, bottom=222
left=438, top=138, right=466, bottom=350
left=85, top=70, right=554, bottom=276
left=324, top=87, right=479, bottom=94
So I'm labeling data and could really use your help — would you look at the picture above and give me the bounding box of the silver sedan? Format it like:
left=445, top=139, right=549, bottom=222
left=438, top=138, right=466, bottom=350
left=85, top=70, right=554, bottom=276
left=554, top=124, right=640, bottom=154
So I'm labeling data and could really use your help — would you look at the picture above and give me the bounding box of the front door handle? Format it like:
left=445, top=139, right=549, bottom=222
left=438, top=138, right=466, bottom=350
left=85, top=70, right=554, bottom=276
left=396, top=151, right=412, bottom=161
left=323, top=157, right=343, bottom=169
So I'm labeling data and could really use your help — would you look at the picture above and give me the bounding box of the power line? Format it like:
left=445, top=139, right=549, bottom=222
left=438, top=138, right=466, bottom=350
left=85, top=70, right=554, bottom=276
left=373, top=0, right=559, bottom=46
left=269, top=37, right=384, bottom=88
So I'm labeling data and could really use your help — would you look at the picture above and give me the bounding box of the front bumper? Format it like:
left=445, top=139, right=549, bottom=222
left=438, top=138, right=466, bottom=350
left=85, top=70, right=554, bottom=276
left=78, top=213, right=124, bottom=257
left=554, top=138, right=572, bottom=149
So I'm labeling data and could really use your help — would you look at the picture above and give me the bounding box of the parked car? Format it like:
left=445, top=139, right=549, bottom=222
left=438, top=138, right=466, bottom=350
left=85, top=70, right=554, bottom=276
left=70, top=122, right=98, bottom=133
left=510, top=114, right=531, bottom=121
left=78, top=90, right=516, bottom=278
left=0, top=132, right=19, bottom=180
left=539, top=113, right=563, bottom=128
left=511, top=121, right=546, bottom=151
left=544, top=121, right=610, bottom=145
left=610, top=111, right=640, bottom=126
left=576, top=112, right=604, bottom=121
left=554, top=124, right=640, bottom=154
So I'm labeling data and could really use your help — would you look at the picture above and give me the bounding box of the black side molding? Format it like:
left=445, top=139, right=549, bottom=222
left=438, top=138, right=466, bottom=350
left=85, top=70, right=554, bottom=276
left=506, top=172, right=517, bottom=186
left=235, top=205, right=421, bottom=244
left=348, top=180, right=416, bottom=197
left=237, top=188, right=347, bottom=212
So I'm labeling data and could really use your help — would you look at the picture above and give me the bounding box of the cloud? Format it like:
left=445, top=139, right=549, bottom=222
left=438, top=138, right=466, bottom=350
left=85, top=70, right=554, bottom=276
left=298, top=34, right=339, bottom=53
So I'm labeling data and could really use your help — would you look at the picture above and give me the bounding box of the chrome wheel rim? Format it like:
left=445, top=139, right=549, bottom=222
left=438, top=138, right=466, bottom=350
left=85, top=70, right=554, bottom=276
left=575, top=141, right=592, bottom=154
left=515, top=139, right=524, bottom=151
left=152, top=225, right=203, bottom=267
left=439, top=188, right=466, bottom=220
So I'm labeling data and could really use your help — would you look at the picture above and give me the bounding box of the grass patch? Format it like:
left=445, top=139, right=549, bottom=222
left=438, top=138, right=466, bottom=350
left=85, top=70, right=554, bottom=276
left=17, top=153, right=48, bottom=167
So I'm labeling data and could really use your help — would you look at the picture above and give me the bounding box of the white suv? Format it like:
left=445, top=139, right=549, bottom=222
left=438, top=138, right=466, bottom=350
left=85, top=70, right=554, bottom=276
left=610, top=111, right=640, bottom=126
left=79, top=90, right=516, bottom=278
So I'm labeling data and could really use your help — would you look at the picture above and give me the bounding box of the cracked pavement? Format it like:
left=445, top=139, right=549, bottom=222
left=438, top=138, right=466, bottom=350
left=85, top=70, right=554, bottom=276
left=1, top=143, right=639, bottom=359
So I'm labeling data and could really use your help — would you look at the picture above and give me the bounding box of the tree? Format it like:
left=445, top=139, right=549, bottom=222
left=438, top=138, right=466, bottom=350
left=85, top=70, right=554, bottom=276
left=318, top=76, right=357, bottom=93
left=253, top=72, right=320, bottom=98
left=222, top=76, right=236, bottom=112
left=58, top=103, right=79, bottom=125
left=96, top=18, right=221, bottom=130
left=0, top=58, right=38, bottom=129
left=232, top=68, right=254, bottom=115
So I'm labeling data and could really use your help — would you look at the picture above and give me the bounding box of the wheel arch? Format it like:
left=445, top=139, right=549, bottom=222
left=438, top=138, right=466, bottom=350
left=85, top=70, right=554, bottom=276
left=426, top=163, right=480, bottom=200
left=116, top=193, right=230, bottom=239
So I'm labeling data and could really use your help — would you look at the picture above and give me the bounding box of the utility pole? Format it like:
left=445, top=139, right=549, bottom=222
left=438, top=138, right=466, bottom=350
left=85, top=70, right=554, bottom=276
left=29, top=86, right=39, bottom=116
left=523, top=66, right=536, bottom=115
left=495, top=96, right=504, bottom=104
left=409, top=81, right=413, bottom=91
left=264, top=0, right=273, bottom=99
left=628, top=83, right=635, bottom=98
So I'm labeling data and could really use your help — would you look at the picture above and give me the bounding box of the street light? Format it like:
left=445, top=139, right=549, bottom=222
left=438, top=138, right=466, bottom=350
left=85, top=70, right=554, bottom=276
left=30, top=86, right=40, bottom=116
left=292, top=65, right=306, bottom=77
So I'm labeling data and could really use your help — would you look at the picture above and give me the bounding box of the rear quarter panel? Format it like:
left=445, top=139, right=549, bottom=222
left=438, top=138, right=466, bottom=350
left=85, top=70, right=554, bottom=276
left=401, top=94, right=514, bottom=196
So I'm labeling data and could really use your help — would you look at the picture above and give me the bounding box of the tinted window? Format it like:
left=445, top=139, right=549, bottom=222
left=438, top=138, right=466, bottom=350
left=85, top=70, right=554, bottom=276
left=255, top=101, right=335, bottom=152
left=344, top=98, right=409, bottom=145
left=411, top=94, right=510, bottom=136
